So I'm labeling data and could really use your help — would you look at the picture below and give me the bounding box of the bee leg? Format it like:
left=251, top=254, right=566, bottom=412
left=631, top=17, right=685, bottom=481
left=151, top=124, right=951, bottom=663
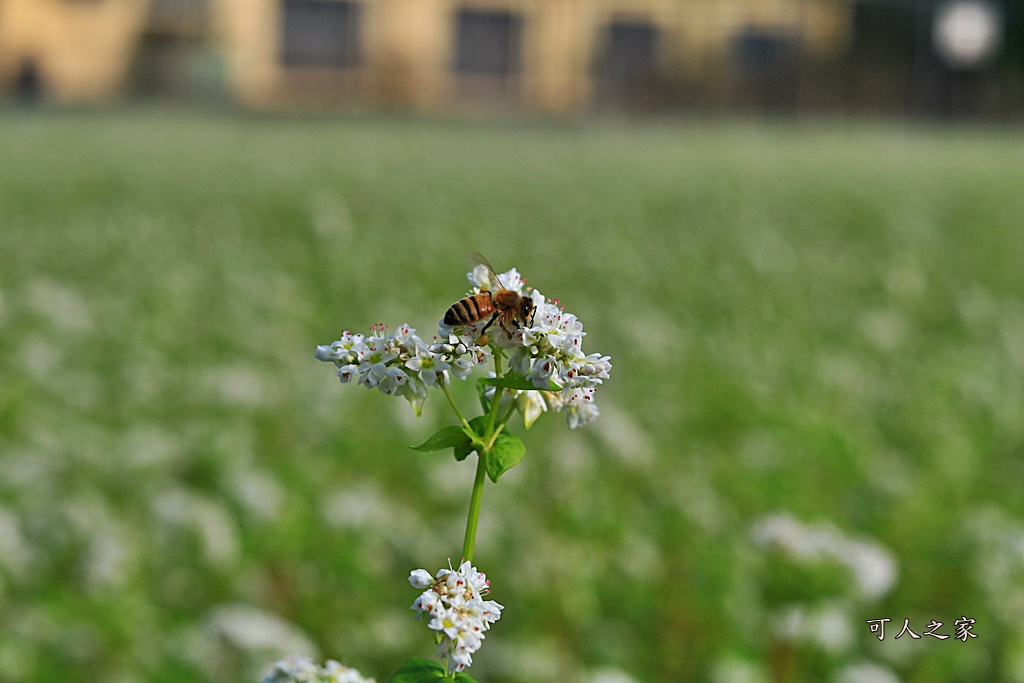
left=480, top=312, right=499, bottom=335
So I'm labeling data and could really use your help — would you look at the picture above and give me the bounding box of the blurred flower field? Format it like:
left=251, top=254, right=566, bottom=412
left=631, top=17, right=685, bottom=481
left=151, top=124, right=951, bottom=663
left=1, top=110, right=1023, bottom=683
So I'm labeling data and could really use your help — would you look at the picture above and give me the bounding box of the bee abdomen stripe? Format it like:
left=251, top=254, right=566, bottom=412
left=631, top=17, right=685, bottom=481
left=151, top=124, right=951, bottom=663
left=446, top=300, right=472, bottom=324
left=458, top=299, right=475, bottom=322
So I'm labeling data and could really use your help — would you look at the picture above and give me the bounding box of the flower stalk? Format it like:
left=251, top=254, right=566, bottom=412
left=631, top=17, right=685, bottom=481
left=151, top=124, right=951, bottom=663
left=461, top=448, right=488, bottom=565
left=308, top=258, right=612, bottom=681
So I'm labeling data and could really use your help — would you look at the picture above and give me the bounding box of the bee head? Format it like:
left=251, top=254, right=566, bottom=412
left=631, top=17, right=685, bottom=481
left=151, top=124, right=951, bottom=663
left=521, top=298, right=535, bottom=327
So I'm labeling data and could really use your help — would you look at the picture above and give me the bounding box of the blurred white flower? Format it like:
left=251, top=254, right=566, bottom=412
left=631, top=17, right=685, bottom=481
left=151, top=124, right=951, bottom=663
left=710, top=656, right=768, bottom=683
left=154, top=489, right=240, bottom=569
left=230, top=469, right=285, bottom=522
left=26, top=277, right=93, bottom=332
left=771, top=603, right=854, bottom=654
left=834, top=661, right=900, bottom=683
left=211, top=604, right=317, bottom=659
left=0, top=506, right=31, bottom=578
left=409, top=560, right=503, bottom=674
left=584, top=667, right=640, bottom=683
left=321, top=660, right=376, bottom=683
left=965, top=506, right=1024, bottom=627
left=261, top=655, right=321, bottom=683
left=260, top=655, right=375, bottom=683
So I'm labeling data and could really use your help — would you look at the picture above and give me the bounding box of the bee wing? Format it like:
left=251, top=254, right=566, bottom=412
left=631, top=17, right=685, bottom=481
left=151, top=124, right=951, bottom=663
left=469, top=250, right=506, bottom=292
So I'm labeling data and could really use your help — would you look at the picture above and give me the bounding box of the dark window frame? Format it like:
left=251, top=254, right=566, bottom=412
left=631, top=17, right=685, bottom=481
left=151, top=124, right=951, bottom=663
left=281, top=0, right=363, bottom=68
left=595, top=19, right=661, bottom=83
left=452, top=8, right=524, bottom=76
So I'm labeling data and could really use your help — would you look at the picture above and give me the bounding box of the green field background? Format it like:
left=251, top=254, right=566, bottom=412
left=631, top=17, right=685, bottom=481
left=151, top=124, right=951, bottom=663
left=1, top=111, right=1023, bottom=683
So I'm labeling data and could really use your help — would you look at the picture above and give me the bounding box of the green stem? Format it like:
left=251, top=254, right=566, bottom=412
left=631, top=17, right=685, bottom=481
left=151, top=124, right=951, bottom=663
left=439, top=378, right=475, bottom=439
left=497, top=398, right=518, bottom=430
left=460, top=350, right=507, bottom=563
left=483, top=352, right=504, bottom=438
left=461, top=444, right=488, bottom=563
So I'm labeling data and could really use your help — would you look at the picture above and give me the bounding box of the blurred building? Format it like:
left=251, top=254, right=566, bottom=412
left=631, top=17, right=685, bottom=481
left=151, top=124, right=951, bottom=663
left=1, top=0, right=1020, bottom=116
left=0, top=0, right=850, bottom=112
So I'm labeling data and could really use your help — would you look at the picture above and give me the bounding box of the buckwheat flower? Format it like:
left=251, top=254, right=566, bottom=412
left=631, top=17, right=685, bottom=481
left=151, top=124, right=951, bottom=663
left=437, top=266, right=612, bottom=428
left=447, top=342, right=492, bottom=381
left=315, top=345, right=338, bottom=363
left=564, top=387, right=600, bottom=429
left=355, top=345, right=396, bottom=389
left=405, top=350, right=451, bottom=386
left=400, top=375, right=428, bottom=416
left=320, top=660, right=376, bottom=683
left=518, top=390, right=547, bottom=428
left=522, top=297, right=583, bottom=351
left=391, top=323, right=417, bottom=347
left=377, top=366, right=410, bottom=395
left=260, top=655, right=374, bottom=683
left=409, top=569, right=434, bottom=589
left=410, top=560, right=503, bottom=674
left=578, top=353, right=613, bottom=384
left=261, top=655, right=321, bottom=683
left=315, top=331, right=367, bottom=366
left=335, top=364, right=358, bottom=384
left=526, top=354, right=559, bottom=389
left=316, top=262, right=610, bottom=427
left=468, top=264, right=524, bottom=293
left=412, top=587, right=442, bottom=615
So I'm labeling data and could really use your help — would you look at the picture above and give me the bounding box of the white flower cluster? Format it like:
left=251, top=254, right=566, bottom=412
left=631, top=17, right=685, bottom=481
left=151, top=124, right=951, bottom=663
left=315, top=323, right=491, bottom=415
left=261, top=655, right=374, bottom=683
left=444, top=263, right=612, bottom=429
left=409, top=561, right=503, bottom=674
left=316, top=262, right=611, bottom=428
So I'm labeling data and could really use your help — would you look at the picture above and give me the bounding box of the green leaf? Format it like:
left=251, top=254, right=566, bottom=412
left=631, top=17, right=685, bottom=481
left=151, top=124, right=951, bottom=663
left=485, top=430, right=526, bottom=483
left=481, top=372, right=560, bottom=392
left=456, top=416, right=489, bottom=462
left=453, top=441, right=473, bottom=461
left=387, top=657, right=447, bottom=683
left=454, top=672, right=482, bottom=683
left=460, top=413, right=487, bottom=462
left=410, top=426, right=470, bottom=453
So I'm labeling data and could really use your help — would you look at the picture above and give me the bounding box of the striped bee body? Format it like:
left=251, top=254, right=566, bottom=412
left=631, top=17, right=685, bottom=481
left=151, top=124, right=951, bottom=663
left=443, top=252, right=536, bottom=340
left=444, top=293, right=496, bottom=327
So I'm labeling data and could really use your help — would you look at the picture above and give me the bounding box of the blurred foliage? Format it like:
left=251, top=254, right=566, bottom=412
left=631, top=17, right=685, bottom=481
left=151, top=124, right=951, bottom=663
left=1, top=110, right=1023, bottom=683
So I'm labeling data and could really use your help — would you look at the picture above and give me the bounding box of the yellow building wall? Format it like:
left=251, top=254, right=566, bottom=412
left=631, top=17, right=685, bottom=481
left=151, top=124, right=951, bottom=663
left=0, top=0, right=148, bottom=100
left=215, top=0, right=280, bottom=105
left=1, top=0, right=851, bottom=110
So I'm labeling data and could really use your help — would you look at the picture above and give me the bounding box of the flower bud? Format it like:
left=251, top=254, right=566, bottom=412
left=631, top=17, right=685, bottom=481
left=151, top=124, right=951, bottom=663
left=409, top=569, right=433, bottom=589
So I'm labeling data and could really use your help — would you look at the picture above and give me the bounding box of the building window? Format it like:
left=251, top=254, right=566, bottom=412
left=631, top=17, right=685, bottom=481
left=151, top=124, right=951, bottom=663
left=593, top=19, right=663, bottom=108
left=597, top=20, right=660, bottom=83
left=453, top=8, right=523, bottom=75
left=731, top=28, right=798, bottom=75
left=730, top=27, right=802, bottom=110
left=281, top=0, right=362, bottom=67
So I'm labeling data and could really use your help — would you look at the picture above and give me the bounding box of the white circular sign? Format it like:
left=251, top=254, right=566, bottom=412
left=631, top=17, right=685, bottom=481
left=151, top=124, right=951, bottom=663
left=933, top=1, right=1002, bottom=69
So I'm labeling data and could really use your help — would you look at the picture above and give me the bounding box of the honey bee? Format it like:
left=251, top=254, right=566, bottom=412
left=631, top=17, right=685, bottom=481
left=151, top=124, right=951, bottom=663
left=444, top=252, right=535, bottom=341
